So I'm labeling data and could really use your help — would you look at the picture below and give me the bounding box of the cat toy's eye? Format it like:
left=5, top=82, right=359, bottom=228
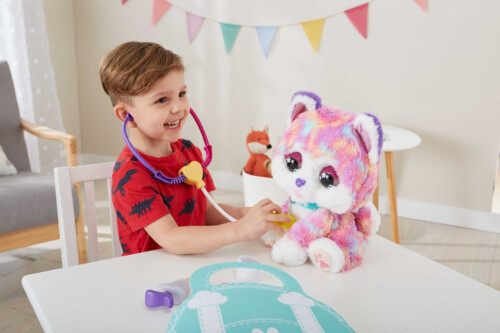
left=319, top=166, right=339, bottom=188
left=284, top=152, right=302, bottom=172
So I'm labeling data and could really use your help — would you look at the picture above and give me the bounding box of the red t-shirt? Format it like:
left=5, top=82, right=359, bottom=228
left=111, top=139, right=215, bottom=255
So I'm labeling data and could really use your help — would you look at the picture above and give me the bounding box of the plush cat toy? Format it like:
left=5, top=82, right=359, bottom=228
left=270, top=91, right=383, bottom=273
left=244, top=126, right=272, bottom=178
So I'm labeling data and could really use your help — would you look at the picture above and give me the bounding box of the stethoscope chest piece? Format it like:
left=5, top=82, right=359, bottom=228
left=179, top=161, right=205, bottom=189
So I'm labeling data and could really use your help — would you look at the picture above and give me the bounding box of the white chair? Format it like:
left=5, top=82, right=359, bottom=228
left=54, top=162, right=121, bottom=267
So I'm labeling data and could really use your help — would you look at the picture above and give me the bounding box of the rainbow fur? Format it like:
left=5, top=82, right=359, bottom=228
left=270, top=91, right=383, bottom=273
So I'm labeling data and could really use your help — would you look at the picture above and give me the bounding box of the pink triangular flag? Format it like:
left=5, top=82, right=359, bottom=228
left=186, top=12, right=205, bottom=43
left=121, top=0, right=127, bottom=5
left=413, top=0, right=427, bottom=11
left=151, top=0, right=172, bottom=26
left=345, top=3, right=369, bottom=39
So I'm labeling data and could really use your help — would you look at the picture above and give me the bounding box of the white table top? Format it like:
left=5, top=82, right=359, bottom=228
left=23, top=236, right=500, bottom=333
left=382, top=125, right=421, bottom=152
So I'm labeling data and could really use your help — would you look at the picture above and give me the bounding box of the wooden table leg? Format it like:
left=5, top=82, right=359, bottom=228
left=373, top=175, right=379, bottom=210
left=385, top=151, right=400, bottom=244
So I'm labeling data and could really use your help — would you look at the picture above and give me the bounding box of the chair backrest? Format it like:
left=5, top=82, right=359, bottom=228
left=54, top=162, right=121, bottom=267
left=0, top=61, right=31, bottom=171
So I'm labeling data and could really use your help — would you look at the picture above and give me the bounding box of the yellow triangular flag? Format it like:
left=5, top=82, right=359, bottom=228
left=301, top=19, right=325, bottom=52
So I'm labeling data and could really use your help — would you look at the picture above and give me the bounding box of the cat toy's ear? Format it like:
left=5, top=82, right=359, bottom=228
left=287, top=91, right=322, bottom=127
left=353, top=113, right=383, bottom=165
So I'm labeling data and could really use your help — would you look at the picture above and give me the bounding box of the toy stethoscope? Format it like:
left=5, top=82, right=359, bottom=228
left=122, top=108, right=237, bottom=222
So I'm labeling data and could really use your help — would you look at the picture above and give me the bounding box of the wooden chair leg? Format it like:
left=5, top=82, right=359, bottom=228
left=76, top=214, right=87, bottom=264
left=373, top=174, right=379, bottom=210
left=74, top=182, right=87, bottom=264
left=385, top=151, right=400, bottom=244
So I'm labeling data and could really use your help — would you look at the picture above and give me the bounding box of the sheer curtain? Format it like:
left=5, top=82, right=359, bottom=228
left=0, top=0, right=65, bottom=174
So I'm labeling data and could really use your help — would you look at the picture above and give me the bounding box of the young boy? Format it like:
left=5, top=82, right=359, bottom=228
left=100, top=42, right=287, bottom=255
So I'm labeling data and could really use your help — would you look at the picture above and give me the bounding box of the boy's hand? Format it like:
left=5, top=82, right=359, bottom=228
left=237, top=198, right=290, bottom=241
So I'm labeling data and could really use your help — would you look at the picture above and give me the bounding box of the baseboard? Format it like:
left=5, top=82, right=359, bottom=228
left=377, top=196, right=500, bottom=234
left=213, top=170, right=500, bottom=234
left=81, top=157, right=500, bottom=234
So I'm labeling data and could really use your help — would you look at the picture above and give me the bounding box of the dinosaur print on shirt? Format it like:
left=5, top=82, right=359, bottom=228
left=178, top=198, right=196, bottom=216
left=116, top=210, right=127, bottom=224
left=114, top=169, right=138, bottom=196
left=112, top=140, right=215, bottom=255
left=119, top=237, right=130, bottom=254
left=129, top=195, right=156, bottom=218
left=114, top=159, right=125, bottom=172
left=149, top=185, right=175, bottom=209
left=180, top=139, right=194, bottom=152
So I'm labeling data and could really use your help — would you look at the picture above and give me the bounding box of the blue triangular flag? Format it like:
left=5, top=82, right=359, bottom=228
left=220, top=23, right=240, bottom=53
left=256, top=26, right=277, bottom=57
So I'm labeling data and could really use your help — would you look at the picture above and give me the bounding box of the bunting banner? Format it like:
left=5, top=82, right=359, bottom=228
left=220, top=23, right=241, bottom=54
left=256, top=26, right=277, bottom=57
left=345, top=3, right=369, bottom=39
left=413, top=0, right=427, bottom=11
left=122, top=0, right=428, bottom=56
left=151, top=0, right=171, bottom=26
left=301, top=19, right=325, bottom=53
left=186, top=12, right=205, bottom=43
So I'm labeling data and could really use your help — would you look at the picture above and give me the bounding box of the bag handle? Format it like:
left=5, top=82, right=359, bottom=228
left=190, top=262, right=303, bottom=292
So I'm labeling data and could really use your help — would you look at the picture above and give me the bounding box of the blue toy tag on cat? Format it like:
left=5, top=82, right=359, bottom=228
left=167, top=262, right=354, bottom=332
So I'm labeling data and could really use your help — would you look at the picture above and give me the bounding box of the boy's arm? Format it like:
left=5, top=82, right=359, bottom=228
left=205, top=198, right=249, bottom=225
left=145, top=214, right=242, bottom=254
left=145, top=199, right=287, bottom=254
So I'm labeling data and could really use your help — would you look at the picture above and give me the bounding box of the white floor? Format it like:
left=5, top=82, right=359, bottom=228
left=1, top=188, right=499, bottom=332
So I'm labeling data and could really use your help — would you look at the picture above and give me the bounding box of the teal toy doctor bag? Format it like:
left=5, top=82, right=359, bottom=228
left=167, top=262, right=354, bottom=332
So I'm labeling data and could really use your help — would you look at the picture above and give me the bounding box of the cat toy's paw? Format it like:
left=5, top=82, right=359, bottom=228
left=308, top=238, right=345, bottom=273
left=261, top=230, right=283, bottom=247
left=271, top=235, right=308, bottom=266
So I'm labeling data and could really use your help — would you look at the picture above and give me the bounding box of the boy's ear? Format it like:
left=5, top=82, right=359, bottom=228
left=287, top=91, right=322, bottom=127
left=114, top=103, right=136, bottom=128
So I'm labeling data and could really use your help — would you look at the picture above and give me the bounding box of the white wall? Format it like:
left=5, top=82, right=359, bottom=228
left=45, top=0, right=500, bottom=214
left=42, top=0, right=81, bottom=149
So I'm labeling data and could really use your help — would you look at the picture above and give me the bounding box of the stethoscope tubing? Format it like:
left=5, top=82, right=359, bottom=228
left=121, top=108, right=212, bottom=184
left=121, top=108, right=236, bottom=222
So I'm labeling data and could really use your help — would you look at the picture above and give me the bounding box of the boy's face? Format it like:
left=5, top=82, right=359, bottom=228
left=121, top=70, right=190, bottom=154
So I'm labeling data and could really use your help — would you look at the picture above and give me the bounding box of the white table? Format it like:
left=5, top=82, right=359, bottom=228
left=374, top=125, right=422, bottom=244
left=22, top=236, right=500, bottom=332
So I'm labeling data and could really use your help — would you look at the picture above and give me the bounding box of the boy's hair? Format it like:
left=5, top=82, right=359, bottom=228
left=100, top=41, right=184, bottom=106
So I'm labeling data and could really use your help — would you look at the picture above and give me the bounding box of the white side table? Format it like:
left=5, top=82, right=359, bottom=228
left=374, top=125, right=421, bottom=244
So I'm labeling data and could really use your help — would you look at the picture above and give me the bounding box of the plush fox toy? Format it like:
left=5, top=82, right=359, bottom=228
left=270, top=91, right=383, bottom=273
left=244, top=126, right=272, bottom=178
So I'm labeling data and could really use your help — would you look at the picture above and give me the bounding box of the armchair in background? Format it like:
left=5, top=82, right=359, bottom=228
left=0, top=60, right=86, bottom=262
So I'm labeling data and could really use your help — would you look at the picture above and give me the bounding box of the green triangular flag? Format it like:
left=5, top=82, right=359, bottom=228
left=220, top=23, right=240, bottom=53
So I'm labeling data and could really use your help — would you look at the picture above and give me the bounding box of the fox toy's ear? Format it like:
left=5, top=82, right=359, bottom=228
left=287, top=91, right=322, bottom=127
left=353, top=113, right=383, bottom=165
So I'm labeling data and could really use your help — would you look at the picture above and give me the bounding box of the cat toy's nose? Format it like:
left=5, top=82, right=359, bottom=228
left=296, top=178, right=306, bottom=187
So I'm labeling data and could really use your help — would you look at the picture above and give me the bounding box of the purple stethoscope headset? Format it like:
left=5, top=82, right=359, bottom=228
left=122, top=108, right=236, bottom=221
